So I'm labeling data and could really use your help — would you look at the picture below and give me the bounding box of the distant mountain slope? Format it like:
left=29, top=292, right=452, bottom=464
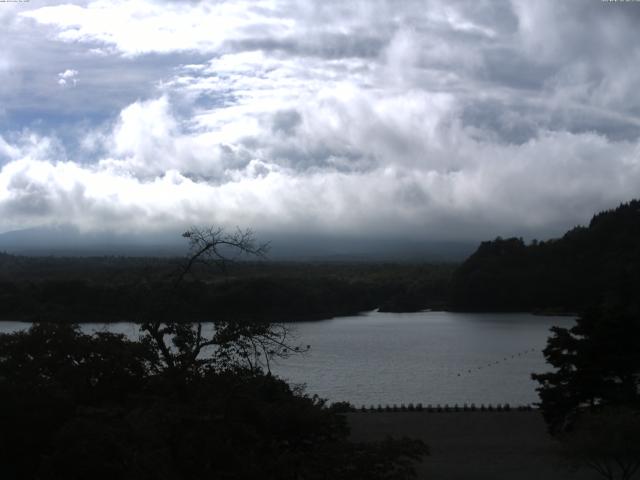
left=451, top=200, right=640, bottom=312
left=0, top=225, right=184, bottom=256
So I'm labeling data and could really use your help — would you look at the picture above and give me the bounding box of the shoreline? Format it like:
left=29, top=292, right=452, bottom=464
left=0, top=307, right=577, bottom=324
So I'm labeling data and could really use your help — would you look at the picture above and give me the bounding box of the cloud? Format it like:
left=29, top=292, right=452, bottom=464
left=17, top=0, right=640, bottom=142
left=0, top=0, right=639, bottom=244
left=57, top=68, right=78, bottom=86
left=20, top=0, right=293, bottom=57
left=0, top=135, right=20, bottom=163
left=0, top=95, right=638, bottom=241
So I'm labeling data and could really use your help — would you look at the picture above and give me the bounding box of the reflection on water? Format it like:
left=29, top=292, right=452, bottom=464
left=0, top=311, right=574, bottom=406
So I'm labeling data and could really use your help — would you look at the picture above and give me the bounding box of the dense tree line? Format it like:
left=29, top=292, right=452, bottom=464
left=451, top=200, right=640, bottom=312
left=0, top=323, right=427, bottom=479
left=0, top=257, right=453, bottom=322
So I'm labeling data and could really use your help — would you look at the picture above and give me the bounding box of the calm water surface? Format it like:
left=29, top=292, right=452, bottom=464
left=0, top=311, right=574, bottom=407
left=272, top=311, right=575, bottom=406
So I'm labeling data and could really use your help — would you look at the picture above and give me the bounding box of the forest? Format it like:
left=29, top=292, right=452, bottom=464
left=0, top=254, right=453, bottom=323
left=1, top=200, right=639, bottom=323
left=451, top=200, right=640, bottom=313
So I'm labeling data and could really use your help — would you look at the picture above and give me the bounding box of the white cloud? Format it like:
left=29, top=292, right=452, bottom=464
left=0, top=135, right=20, bottom=162
left=21, top=0, right=294, bottom=57
left=59, top=69, right=78, bottom=78
left=57, top=68, right=79, bottom=86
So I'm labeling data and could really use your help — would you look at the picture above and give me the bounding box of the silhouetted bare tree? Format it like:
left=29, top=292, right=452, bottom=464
left=140, top=226, right=305, bottom=376
left=175, top=226, right=269, bottom=285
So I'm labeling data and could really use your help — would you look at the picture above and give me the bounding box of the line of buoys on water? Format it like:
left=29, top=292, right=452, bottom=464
left=454, top=347, right=540, bottom=377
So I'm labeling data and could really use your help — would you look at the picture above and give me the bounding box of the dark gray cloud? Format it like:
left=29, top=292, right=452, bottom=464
left=226, top=33, right=388, bottom=60
left=271, top=109, right=302, bottom=135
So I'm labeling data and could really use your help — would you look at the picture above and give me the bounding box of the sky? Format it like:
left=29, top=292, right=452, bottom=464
left=1, top=0, right=639, bottom=248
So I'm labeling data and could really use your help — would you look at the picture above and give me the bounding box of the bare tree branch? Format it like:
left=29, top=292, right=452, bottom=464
left=174, top=226, right=269, bottom=287
left=139, top=225, right=306, bottom=376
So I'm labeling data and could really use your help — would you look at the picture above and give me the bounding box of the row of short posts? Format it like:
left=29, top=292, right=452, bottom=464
left=358, top=403, right=535, bottom=413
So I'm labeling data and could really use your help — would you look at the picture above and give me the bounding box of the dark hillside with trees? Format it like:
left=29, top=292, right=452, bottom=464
left=0, top=253, right=453, bottom=323
left=451, top=200, right=640, bottom=312
left=2, top=200, right=638, bottom=322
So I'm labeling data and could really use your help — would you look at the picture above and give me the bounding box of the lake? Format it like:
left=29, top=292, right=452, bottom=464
left=0, top=311, right=574, bottom=407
